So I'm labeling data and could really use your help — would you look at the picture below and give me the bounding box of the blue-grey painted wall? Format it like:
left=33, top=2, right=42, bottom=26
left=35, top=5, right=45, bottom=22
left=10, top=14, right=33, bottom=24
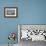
left=0, top=0, right=46, bottom=44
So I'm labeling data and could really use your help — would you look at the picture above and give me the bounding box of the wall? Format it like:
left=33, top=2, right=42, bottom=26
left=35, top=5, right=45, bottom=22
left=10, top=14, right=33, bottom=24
left=0, top=0, right=46, bottom=44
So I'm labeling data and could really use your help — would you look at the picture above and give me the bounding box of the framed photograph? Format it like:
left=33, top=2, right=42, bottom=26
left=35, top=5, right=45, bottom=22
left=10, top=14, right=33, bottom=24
left=4, top=7, right=18, bottom=18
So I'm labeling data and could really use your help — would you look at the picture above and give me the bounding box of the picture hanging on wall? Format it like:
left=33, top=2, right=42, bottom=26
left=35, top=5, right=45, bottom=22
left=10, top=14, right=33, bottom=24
left=4, top=7, right=18, bottom=18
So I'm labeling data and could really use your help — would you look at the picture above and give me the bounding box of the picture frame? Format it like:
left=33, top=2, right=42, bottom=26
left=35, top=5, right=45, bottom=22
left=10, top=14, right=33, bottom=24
left=4, top=7, right=18, bottom=18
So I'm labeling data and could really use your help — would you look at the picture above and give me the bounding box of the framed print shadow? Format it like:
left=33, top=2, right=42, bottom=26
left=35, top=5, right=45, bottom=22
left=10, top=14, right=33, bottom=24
left=4, top=7, right=18, bottom=18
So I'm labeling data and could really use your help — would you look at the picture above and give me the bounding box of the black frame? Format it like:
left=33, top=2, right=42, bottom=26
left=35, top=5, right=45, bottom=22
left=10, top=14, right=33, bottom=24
left=4, top=7, right=18, bottom=18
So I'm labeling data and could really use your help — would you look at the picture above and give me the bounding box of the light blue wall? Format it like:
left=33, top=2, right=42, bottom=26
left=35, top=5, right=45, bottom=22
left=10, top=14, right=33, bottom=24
left=0, top=0, right=46, bottom=44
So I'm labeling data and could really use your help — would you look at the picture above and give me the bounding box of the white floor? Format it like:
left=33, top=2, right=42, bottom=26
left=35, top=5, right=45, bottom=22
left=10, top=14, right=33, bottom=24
left=0, top=44, right=18, bottom=46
